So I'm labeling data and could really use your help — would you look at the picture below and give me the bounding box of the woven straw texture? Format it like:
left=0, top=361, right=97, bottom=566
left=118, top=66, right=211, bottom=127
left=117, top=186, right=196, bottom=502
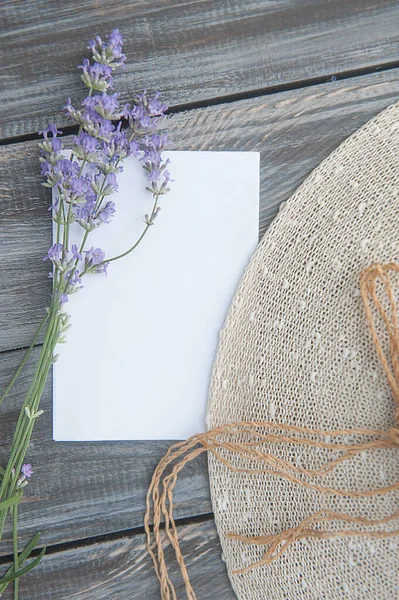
left=207, top=102, right=399, bottom=599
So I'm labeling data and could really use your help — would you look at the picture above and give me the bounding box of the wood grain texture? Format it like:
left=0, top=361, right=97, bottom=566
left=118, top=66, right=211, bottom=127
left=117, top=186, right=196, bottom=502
left=0, top=67, right=398, bottom=554
left=0, top=519, right=234, bottom=600
left=0, top=347, right=211, bottom=553
left=1, top=68, right=399, bottom=352
left=1, top=0, right=399, bottom=139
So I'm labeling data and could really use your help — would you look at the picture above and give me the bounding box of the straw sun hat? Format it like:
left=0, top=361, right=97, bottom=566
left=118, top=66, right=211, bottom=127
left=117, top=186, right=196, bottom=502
left=146, top=101, right=399, bottom=599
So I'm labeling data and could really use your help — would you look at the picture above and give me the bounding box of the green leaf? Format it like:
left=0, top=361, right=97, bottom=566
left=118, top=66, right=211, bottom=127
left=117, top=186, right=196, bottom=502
left=0, top=547, right=46, bottom=584
left=0, top=532, right=41, bottom=593
left=0, top=492, right=22, bottom=512
left=18, top=532, right=41, bottom=564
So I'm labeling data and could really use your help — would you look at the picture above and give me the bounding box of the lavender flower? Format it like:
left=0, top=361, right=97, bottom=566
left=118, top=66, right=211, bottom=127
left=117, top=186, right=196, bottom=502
left=87, top=29, right=126, bottom=70
left=79, top=58, right=113, bottom=92
left=71, top=244, right=82, bottom=261
left=64, top=97, right=116, bottom=143
left=83, top=92, right=121, bottom=121
left=64, top=269, right=83, bottom=296
left=75, top=194, right=97, bottom=227
left=98, top=201, right=116, bottom=223
left=102, top=173, right=118, bottom=195
left=44, top=243, right=64, bottom=265
left=21, top=464, right=33, bottom=478
left=39, top=126, right=64, bottom=190
left=102, top=122, right=140, bottom=164
left=73, top=130, right=98, bottom=160
left=85, top=247, right=109, bottom=276
left=59, top=293, right=69, bottom=305
left=39, top=29, right=170, bottom=316
left=124, top=90, right=167, bottom=134
left=141, top=134, right=171, bottom=194
left=85, top=246, right=105, bottom=265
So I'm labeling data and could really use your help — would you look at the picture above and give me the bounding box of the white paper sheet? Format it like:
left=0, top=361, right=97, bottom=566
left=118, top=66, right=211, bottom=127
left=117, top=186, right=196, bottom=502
left=53, top=151, right=259, bottom=440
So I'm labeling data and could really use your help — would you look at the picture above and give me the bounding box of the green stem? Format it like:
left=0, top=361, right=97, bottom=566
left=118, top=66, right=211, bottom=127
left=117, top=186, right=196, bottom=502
left=104, top=193, right=159, bottom=265
left=7, top=309, right=58, bottom=462
left=13, top=503, right=19, bottom=600
left=0, top=315, right=48, bottom=408
left=0, top=310, right=61, bottom=546
left=11, top=310, right=59, bottom=475
left=0, top=304, right=60, bottom=539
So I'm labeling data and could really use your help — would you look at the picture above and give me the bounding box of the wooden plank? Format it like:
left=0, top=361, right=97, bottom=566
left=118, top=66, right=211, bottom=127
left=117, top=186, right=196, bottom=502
left=0, top=518, right=234, bottom=600
left=0, top=346, right=212, bottom=552
left=1, top=0, right=399, bottom=139
left=1, top=68, right=399, bottom=352
left=1, top=67, right=399, bottom=553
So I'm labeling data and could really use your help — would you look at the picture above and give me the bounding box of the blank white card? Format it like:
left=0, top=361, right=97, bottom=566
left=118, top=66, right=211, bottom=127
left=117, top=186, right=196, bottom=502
left=53, top=151, right=259, bottom=440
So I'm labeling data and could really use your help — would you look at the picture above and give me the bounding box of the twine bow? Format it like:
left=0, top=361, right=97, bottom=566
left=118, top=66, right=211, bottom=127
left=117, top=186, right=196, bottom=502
left=145, top=263, right=399, bottom=600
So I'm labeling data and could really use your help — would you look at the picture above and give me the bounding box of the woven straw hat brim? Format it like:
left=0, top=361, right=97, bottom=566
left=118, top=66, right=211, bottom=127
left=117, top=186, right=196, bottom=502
left=207, top=102, right=399, bottom=600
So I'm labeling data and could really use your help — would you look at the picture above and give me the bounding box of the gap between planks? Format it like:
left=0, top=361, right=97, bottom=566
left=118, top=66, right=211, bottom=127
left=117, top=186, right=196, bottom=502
left=0, top=511, right=215, bottom=566
left=2, top=57, right=399, bottom=148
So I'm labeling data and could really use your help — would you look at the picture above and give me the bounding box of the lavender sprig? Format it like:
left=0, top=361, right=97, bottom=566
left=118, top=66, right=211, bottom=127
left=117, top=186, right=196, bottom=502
left=0, top=29, right=171, bottom=598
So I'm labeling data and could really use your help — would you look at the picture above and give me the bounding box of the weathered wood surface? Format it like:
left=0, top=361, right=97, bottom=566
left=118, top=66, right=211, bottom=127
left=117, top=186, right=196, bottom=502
left=0, top=347, right=211, bottom=553
left=0, top=518, right=233, bottom=600
left=1, top=69, right=399, bottom=352
left=2, top=5, right=399, bottom=596
left=0, top=66, right=398, bottom=558
left=1, top=0, right=399, bottom=139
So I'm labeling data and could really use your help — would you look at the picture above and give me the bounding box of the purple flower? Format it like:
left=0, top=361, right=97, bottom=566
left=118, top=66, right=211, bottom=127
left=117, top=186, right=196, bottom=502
left=75, top=195, right=97, bottom=223
left=51, top=137, right=62, bottom=152
left=148, top=169, right=162, bottom=183
left=59, top=293, right=69, bottom=304
left=84, top=247, right=109, bottom=276
left=129, top=140, right=140, bottom=157
left=70, top=177, right=86, bottom=196
left=124, top=91, right=168, bottom=134
left=147, top=92, right=168, bottom=117
left=44, top=243, right=63, bottom=262
left=21, top=464, right=33, bottom=478
left=68, top=270, right=82, bottom=286
left=85, top=247, right=105, bottom=265
left=141, top=133, right=171, bottom=192
left=55, top=158, right=80, bottom=183
left=98, top=201, right=116, bottom=223
left=73, top=131, right=98, bottom=156
left=87, top=29, right=126, bottom=69
left=83, top=93, right=121, bottom=121
left=98, top=262, right=109, bottom=277
left=39, top=124, right=62, bottom=139
left=64, top=97, right=77, bottom=119
left=163, top=170, right=172, bottom=186
left=38, top=123, right=65, bottom=190
left=79, top=58, right=113, bottom=92
left=104, top=172, right=118, bottom=193
left=87, top=35, right=101, bottom=53
left=107, top=29, right=123, bottom=48
left=103, top=123, right=137, bottom=162
left=147, top=133, right=168, bottom=151
left=40, top=160, right=52, bottom=176
left=64, top=269, right=83, bottom=295
left=71, top=244, right=82, bottom=261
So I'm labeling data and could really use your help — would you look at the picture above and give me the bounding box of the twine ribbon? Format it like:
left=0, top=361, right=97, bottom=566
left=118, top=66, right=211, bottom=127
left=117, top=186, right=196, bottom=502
left=145, top=263, right=399, bottom=599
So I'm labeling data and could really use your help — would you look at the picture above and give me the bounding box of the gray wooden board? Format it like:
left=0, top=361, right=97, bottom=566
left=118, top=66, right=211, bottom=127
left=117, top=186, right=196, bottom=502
left=1, top=0, right=399, bottom=139
left=1, top=69, right=399, bottom=352
left=0, top=519, right=234, bottom=600
left=0, top=67, right=399, bottom=554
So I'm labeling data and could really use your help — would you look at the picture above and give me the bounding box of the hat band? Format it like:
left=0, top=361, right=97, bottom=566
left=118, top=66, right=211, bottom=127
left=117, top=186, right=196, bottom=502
left=145, top=262, right=399, bottom=600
